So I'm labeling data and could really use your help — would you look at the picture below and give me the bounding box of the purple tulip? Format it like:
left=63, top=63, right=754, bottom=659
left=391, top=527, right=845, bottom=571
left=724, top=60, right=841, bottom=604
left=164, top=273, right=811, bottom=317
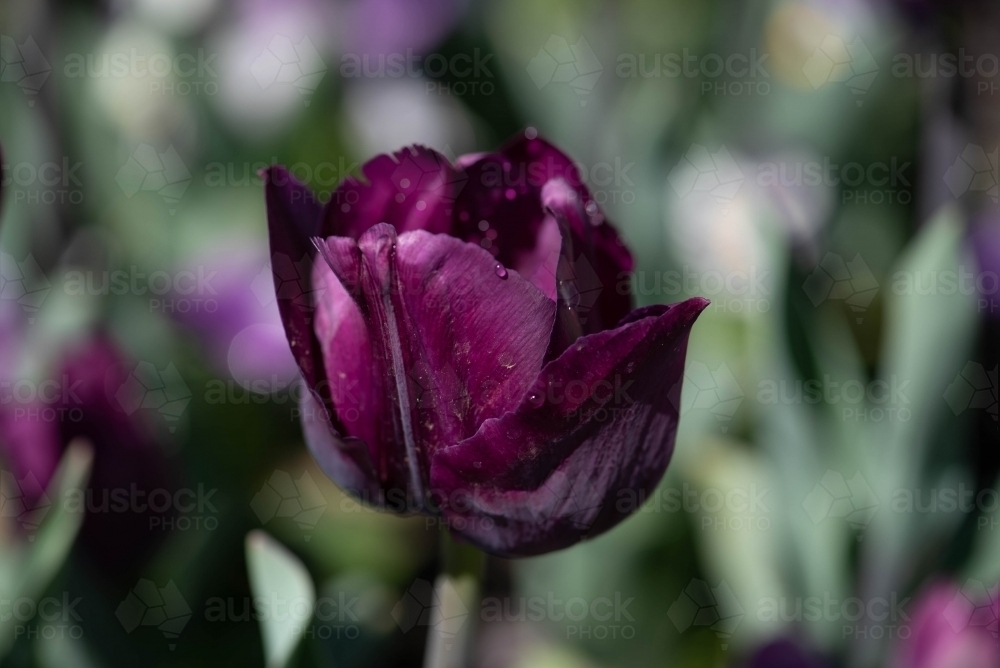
left=345, top=0, right=465, bottom=57
left=0, top=334, right=174, bottom=579
left=971, top=219, right=1000, bottom=320
left=264, top=131, right=707, bottom=556
left=892, top=581, right=1000, bottom=668
left=747, top=638, right=830, bottom=668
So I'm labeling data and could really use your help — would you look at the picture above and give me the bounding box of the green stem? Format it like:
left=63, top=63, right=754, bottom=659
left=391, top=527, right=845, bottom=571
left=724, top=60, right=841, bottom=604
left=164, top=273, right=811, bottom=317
left=422, top=529, right=486, bottom=668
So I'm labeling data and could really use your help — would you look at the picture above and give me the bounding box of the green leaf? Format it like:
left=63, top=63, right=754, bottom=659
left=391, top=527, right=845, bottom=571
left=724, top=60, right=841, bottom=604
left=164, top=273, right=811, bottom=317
left=0, top=439, right=93, bottom=658
left=245, top=530, right=316, bottom=668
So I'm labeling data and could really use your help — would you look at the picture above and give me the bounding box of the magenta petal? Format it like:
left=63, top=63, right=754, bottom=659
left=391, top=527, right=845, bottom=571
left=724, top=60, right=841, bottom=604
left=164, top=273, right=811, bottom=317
left=314, top=224, right=555, bottom=507
left=311, top=250, right=408, bottom=495
left=429, top=297, right=708, bottom=557
left=320, top=146, right=464, bottom=240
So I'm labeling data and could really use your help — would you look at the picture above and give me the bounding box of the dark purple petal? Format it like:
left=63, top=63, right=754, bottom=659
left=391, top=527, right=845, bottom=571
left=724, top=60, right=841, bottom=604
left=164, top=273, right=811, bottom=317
left=264, top=165, right=325, bottom=390
left=319, top=145, right=463, bottom=240
left=748, top=638, right=830, bottom=668
left=55, top=335, right=177, bottom=583
left=452, top=133, right=634, bottom=340
left=314, top=224, right=554, bottom=508
left=299, top=387, right=383, bottom=503
left=429, top=297, right=708, bottom=557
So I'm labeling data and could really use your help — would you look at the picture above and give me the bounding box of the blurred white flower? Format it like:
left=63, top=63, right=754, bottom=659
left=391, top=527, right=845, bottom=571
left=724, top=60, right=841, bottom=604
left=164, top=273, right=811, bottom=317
left=342, top=78, right=476, bottom=157
left=131, top=0, right=218, bottom=36
left=209, top=0, right=337, bottom=139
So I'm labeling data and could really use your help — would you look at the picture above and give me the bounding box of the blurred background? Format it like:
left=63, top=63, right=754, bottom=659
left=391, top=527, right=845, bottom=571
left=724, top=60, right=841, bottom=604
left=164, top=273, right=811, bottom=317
left=0, top=0, right=998, bottom=666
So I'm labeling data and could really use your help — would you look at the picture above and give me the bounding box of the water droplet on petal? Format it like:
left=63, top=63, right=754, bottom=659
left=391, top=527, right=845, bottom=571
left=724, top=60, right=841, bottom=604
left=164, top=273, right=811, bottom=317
left=525, top=127, right=538, bottom=140
left=473, top=461, right=482, bottom=469
left=399, top=178, right=410, bottom=188
left=478, top=220, right=490, bottom=231
left=495, top=263, right=508, bottom=279
left=505, top=188, right=517, bottom=201
left=528, top=392, right=544, bottom=407
left=416, top=200, right=427, bottom=211
left=395, top=193, right=405, bottom=203
left=585, top=201, right=598, bottom=215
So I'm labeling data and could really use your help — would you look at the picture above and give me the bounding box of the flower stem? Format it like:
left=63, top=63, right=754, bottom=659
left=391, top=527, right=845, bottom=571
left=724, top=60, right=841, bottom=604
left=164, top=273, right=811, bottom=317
left=422, top=529, right=486, bottom=668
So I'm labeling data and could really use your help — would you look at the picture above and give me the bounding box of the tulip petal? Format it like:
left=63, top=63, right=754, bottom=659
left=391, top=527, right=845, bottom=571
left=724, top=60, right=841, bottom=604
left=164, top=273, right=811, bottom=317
left=320, top=146, right=463, bottom=239
left=299, top=387, right=383, bottom=503
left=453, top=133, right=634, bottom=338
left=264, top=166, right=325, bottom=389
left=429, top=297, right=709, bottom=557
left=314, top=224, right=555, bottom=507
left=311, top=253, right=410, bottom=496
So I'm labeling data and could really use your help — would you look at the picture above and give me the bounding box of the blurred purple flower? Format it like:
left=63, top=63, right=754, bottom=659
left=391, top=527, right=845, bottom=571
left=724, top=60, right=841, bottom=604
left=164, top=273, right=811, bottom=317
left=345, top=0, right=465, bottom=57
left=0, top=144, right=6, bottom=220
left=0, top=334, right=174, bottom=580
left=892, top=581, right=1000, bottom=668
left=971, top=219, right=1000, bottom=320
left=172, top=245, right=298, bottom=389
left=747, top=638, right=830, bottom=668
left=264, top=132, right=707, bottom=557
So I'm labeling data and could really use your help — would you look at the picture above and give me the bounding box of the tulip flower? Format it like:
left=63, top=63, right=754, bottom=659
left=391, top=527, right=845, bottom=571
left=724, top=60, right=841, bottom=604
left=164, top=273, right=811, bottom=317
left=0, top=334, right=174, bottom=580
left=264, top=131, right=707, bottom=557
left=892, top=581, right=1000, bottom=668
left=747, top=638, right=830, bottom=668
